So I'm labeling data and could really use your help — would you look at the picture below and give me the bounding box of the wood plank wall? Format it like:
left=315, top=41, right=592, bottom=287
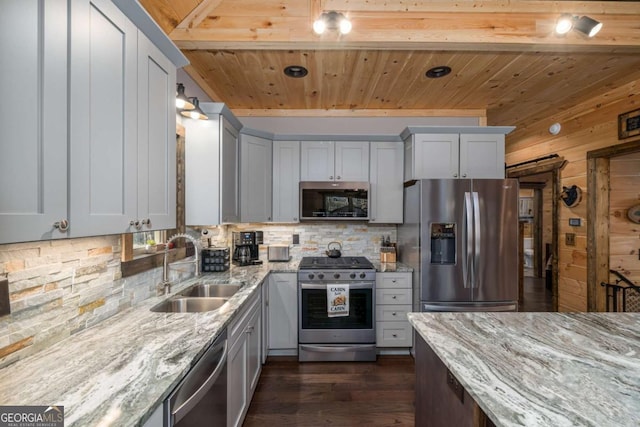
left=504, top=78, right=640, bottom=312
left=609, top=152, right=640, bottom=295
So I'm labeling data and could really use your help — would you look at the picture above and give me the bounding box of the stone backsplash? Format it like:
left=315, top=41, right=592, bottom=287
left=0, top=222, right=396, bottom=367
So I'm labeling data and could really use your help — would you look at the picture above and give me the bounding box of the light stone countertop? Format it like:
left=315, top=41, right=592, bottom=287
left=0, top=260, right=298, bottom=426
left=0, top=257, right=408, bottom=426
left=408, top=312, right=640, bottom=427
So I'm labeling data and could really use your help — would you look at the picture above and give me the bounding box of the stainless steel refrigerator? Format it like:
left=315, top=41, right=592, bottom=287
left=398, top=179, right=519, bottom=312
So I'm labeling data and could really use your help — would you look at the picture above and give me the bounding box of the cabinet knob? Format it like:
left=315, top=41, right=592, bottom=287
left=392, top=295, right=397, bottom=299
left=453, top=173, right=458, bottom=178
left=129, top=220, right=141, bottom=230
left=391, top=279, right=396, bottom=283
left=392, top=312, right=397, bottom=316
left=336, top=175, right=341, bottom=180
left=462, top=173, right=467, bottom=178
left=268, top=217, right=271, bottom=221
left=53, top=219, right=69, bottom=232
left=329, top=175, right=333, bottom=180
left=293, top=217, right=298, bottom=221
left=392, top=334, right=398, bottom=338
left=141, top=218, right=151, bottom=226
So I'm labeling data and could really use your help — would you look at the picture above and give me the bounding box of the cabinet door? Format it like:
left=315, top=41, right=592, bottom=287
left=69, top=0, right=138, bottom=236
left=227, top=331, right=248, bottom=427
left=272, top=141, right=300, bottom=222
left=459, top=133, right=505, bottom=179
left=268, top=273, right=298, bottom=350
left=369, top=142, right=403, bottom=223
left=0, top=0, right=68, bottom=244
left=221, top=117, right=240, bottom=223
left=184, top=118, right=221, bottom=226
left=137, top=32, right=176, bottom=231
left=240, top=134, right=273, bottom=223
left=247, top=304, right=262, bottom=396
left=300, top=141, right=334, bottom=181
left=335, top=141, right=369, bottom=182
left=413, top=134, right=459, bottom=179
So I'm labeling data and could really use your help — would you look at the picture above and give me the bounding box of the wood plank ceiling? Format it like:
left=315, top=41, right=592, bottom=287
left=139, top=0, right=640, bottom=129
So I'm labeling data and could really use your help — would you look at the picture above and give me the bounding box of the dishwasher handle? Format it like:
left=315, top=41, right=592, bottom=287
left=172, top=338, right=228, bottom=424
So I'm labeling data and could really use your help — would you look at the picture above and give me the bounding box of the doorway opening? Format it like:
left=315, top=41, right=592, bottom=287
left=507, top=156, right=566, bottom=311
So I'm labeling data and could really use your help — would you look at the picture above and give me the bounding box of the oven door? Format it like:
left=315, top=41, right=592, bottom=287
left=298, top=282, right=375, bottom=344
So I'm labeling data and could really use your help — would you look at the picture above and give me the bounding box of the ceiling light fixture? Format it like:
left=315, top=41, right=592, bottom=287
left=180, top=97, right=208, bottom=120
left=313, top=11, right=352, bottom=35
left=426, top=66, right=452, bottom=79
left=284, top=65, right=308, bottom=78
left=175, top=83, right=195, bottom=110
left=555, top=14, right=603, bottom=38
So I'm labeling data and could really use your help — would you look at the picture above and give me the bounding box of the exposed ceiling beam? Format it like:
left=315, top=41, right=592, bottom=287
left=175, top=0, right=224, bottom=30
left=169, top=11, right=640, bottom=53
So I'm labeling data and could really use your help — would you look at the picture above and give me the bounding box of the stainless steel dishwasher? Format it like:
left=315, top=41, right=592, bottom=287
left=164, top=329, right=228, bottom=426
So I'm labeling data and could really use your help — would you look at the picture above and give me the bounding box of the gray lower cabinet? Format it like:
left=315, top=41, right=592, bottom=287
left=267, top=273, right=298, bottom=354
left=227, top=291, right=262, bottom=427
left=376, top=272, right=413, bottom=348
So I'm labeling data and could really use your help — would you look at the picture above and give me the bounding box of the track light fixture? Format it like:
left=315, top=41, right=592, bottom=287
left=180, top=97, right=208, bottom=121
left=175, top=83, right=195, bottom=110
left=555, top=14, right=603, bottom=38
left=313, top=11, right=352, bottom=35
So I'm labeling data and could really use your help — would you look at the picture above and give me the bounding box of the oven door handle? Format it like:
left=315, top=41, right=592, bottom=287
left=299, top=282, right=373, bottom=290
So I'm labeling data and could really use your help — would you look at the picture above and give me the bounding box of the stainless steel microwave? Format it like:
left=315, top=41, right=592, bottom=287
left=299, top=181, right=369, bottom=220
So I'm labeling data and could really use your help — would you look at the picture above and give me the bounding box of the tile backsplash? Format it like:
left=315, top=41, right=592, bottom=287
left=0, top=222, right=396, bottom=366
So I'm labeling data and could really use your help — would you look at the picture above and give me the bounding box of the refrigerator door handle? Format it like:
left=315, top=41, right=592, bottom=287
left=472, top=192, right=481, bottom=289
left=464, top=192, right=473, bottom=289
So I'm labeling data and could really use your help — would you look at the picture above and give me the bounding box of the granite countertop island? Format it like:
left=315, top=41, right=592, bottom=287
left=408, top=312, right=640, bottom=427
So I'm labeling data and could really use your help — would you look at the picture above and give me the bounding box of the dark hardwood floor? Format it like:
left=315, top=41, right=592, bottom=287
left=520, top=269, right=554, bottom=312
left=243, top=356, right=415, bottom=426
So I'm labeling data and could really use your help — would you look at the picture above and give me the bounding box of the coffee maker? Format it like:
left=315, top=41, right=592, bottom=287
left=232, top=231, right=263, bottom=266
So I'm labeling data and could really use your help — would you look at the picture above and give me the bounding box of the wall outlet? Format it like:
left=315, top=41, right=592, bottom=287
left=292, top=234, right=299, bottom=245
left=565, top=233, right=576, bottom=246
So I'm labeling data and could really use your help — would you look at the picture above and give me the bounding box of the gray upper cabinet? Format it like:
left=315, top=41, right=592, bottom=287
left=185, top=105, right=242, bottom=226
left=272, top=141, right=300, bottom=223
left=0, top=0, right=179, bottom=244
left=0, top=0, right=69, bottom=244
left=369, top=142, right=403, bottom=224
left=300, top=141, right=369, bottom=182
left=69, top=0, right=139, bottom=236
left=240, top=133, right=273, bottom=223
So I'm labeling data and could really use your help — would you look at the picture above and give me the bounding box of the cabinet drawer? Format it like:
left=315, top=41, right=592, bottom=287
left=376, top=322, right=413, bottom=347
left=376, top=273, right=411, bottom=289
left=376, top=288, right=411, bottom=305
left=376, top=304, right=411, bottom=322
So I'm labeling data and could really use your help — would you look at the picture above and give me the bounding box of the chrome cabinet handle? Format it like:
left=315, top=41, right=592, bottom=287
left=392, top=312, right=397, bottom=316
left=453, top=173, right=458, bottom=178
left=129, top=220, right=141, bottom=230
left=54, top=220, right=69, bottom=232
left=391, top=279, right=396, bottom=283
left=392, top=334, right=398, bottom=338
left=462, top=173, right=467, bottom=177
left=329, top=175, right=333, bottom=180
left=336, top=175, right=341, bottom=180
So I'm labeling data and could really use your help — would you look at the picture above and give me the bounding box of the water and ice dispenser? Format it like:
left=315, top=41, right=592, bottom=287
left=430, top=223, right=456, bottom=264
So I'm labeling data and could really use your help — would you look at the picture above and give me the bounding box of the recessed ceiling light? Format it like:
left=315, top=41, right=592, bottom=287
left=284, top=65, right=308, bottom=78
left=426, top=66, right=452, bottom=79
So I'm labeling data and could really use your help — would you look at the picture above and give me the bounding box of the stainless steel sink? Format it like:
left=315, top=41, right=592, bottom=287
left=179, top=283, right=243, bottom=298
left=150, top=297, right=229, bottom=313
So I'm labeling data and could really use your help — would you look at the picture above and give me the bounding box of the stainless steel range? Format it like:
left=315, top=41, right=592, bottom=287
left=298, top=256, right=376, bottom=362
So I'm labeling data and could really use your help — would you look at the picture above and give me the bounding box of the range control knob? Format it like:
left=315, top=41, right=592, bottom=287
left=334, top=273, right=340, bottom=279
left=318, top=273, right=324, bottom=280
left=308, top=273, right=315, bottom=280
left=359, top=272, right=366, bottom=279
left=350, top=273, right=356, bottom=279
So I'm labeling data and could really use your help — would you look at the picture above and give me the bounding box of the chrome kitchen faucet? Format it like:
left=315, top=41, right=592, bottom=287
left=160, top=233, right=200, bottom=295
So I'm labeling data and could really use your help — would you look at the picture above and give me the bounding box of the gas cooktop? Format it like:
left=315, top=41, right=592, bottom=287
left=298, top=256, right=374, bottom=270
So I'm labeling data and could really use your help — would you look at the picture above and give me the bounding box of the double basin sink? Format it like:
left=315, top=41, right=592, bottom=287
left=151, top=282, right=243, bottom=313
